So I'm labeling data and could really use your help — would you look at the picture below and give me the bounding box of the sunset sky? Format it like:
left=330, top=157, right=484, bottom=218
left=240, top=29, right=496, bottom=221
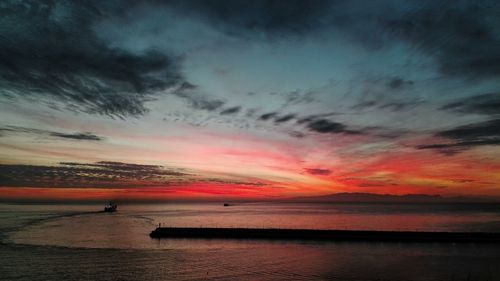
left=1, top=0, right=500, bottom=201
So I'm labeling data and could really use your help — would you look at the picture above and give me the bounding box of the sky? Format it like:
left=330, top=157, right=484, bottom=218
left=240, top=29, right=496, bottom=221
left=1, top=0, right=500, bottom=201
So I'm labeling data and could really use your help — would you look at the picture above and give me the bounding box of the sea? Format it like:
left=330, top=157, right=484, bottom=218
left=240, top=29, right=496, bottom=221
left=1, top=202, right=500, bottom=281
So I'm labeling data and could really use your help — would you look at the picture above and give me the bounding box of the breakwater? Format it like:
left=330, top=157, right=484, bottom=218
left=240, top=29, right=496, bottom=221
left=149, top=227, right=500, bottom=243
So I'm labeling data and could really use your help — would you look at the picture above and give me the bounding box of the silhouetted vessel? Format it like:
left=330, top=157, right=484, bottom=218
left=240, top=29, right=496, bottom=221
left=223, top=203, right=231, bottom=207
left=104, top=201, right=117, bottom=212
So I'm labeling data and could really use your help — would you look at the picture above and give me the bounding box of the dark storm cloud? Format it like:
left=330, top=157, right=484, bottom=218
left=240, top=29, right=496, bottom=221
left=306, top=119, right=361, bottom=135
left=257, top=111, right=297, bottom=124
left=307, top=119, right=346, bottom=133
left=0, top=1, right=187, bottom=118
left=274, top=114, right=296, bottom=123
left=170, top=0, right=500, bottom=62
left=297, top=112, right=338, bottom=124
left=219, top=106, right=241, bottom=115
left=441, top=93, right=500, bottom=116
left=132, top=0, right=500, bottom=83
left=304, top=168, right=332, bottom=176
left=386, top=1, right=500, bottom=79
left=438, top=119, right=500, bottom=141
left=0, top=126, right=103, bottom=141
left=49, top=132, right=102, bottom=141
left=417, top=139, right=500, bottom=150
left=416, top=139, right=500, bottom=156
left=417, top=119, right=500, bottom=154
left=258, top=112, right=278, bottom=121
left=256, top=110, right=361, bottom=136
left=166, top=0, right=333, bottom=36
left=3, top=0, right=497, bottom=125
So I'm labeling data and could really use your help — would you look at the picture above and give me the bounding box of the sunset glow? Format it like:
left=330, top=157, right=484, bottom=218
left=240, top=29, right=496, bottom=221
left=1, top=0, right=500, bottom=201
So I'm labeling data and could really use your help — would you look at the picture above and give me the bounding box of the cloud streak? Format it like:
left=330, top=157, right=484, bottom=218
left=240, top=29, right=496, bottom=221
left=0, top=1, right=187, bottom=118
left=220, top=106, right=241, bottom=115
left=386, top=1, right=500, bottom=80
left=417, top=119, right=500, bottom=154
left=304, top=168, right=332, bottom=176
left=0, top=161, right=266, bottom=189
left=0, top=126, right=103, bottom=141
left=441, top=93, right=500, bottom=116
left=306, top=119, right=361, bottom=135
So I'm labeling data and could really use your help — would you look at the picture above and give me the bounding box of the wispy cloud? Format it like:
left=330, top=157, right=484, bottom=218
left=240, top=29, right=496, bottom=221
left=0, top=126, right=103, bottom=141
left=0, top=161, right=266, bottom=189
left=258, top=112, right=278, bottom=121
left=306, top=119, right=362, bottom=135
left=386, top=77, right=414, bottom=90
left=304, top=168, right=332, bottom=176
left=49, top=132, right=102, bottom=141
left=0, top=1, right=188, bottom=118
left=417, top=119, right=500, bottom=154
left=386, top=1, right=500, bottom=80
left=274, top=114, right=296, bottom=124
left=220, top=106, right=241, bottom=115
left=441, top=93, right=500, bottom=116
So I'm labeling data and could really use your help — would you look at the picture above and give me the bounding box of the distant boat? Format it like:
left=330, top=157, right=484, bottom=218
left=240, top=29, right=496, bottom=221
left=104, top=201, right=117, bottom=212
left=223, top=203, right=231, bottom=207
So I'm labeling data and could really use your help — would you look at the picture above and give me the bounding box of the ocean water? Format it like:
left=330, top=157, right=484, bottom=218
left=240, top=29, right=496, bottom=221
left=1, top=202, right=500, bottom=280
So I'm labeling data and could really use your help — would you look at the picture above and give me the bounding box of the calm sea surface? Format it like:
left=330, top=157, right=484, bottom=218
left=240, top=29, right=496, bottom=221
left=1, top=202, right=500, bottom=280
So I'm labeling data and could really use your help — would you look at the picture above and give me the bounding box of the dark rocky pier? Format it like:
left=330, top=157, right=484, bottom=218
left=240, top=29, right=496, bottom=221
left=150, top=227, right=500, bottom=243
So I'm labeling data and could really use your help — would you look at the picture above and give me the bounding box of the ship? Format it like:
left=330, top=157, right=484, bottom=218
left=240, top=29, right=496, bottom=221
left=104, top=201, right=117, bottom=212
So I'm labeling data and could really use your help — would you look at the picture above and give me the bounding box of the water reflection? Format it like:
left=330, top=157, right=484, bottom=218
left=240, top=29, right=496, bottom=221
left=2, top=202, right=500, bottom=281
